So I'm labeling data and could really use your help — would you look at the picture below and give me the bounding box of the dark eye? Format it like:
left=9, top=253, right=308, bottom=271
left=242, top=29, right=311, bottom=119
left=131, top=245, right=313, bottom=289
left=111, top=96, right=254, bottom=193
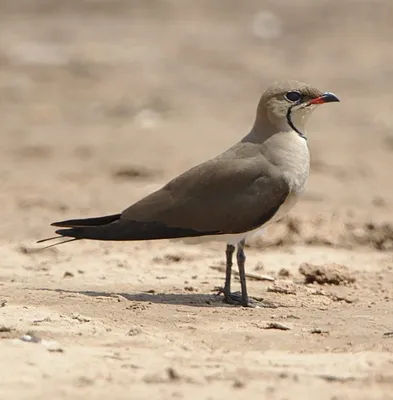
left=285, top=91, right=301, bottom=102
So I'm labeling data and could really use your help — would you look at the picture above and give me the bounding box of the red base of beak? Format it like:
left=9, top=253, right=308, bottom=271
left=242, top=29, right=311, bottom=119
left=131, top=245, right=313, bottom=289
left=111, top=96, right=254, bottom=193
left=309, top=92, right=340, bottom=105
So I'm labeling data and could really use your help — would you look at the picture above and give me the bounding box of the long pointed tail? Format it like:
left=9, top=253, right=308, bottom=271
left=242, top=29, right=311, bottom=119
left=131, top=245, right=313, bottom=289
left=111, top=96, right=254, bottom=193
left=38, top=213, right=221, bottom=248
left=37, top=213, right=122, bottom=248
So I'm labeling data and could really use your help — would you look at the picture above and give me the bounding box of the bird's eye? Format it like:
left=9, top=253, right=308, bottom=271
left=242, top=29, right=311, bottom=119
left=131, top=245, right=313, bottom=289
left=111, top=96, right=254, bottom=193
left=285, top=91, right=301, bottom=102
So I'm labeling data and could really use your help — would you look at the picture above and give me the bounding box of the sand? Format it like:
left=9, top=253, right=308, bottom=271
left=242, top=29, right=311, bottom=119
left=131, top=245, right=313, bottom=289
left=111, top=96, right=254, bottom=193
left=1, top=1, right=393, bottom=399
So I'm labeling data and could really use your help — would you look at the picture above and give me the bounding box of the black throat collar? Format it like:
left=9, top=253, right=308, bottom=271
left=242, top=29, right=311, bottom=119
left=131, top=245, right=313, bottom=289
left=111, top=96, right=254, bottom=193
left=286, top=106, right=307, bottom=141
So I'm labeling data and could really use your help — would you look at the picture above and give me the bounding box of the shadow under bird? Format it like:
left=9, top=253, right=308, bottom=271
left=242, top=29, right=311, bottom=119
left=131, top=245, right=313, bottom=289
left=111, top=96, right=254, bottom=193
left=39, top=80, right=339, bottom=307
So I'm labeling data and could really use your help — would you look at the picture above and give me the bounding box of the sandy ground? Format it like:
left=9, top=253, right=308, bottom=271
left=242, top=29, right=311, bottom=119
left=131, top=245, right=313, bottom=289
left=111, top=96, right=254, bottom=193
left=1, top=1, right=393, bottom=399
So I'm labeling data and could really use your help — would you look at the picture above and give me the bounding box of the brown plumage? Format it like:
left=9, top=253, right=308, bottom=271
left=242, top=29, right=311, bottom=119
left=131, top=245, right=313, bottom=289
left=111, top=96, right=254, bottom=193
left=39, top=80, right=339, bottom=307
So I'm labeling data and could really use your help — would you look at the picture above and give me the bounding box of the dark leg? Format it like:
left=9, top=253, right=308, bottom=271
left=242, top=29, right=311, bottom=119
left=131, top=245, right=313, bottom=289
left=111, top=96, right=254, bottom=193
left=236, top=239, right=252, bottom=307
left=215, top=244, right=237, bottom=303
left=224, top=244, right=235, bottom=296
left=215, top=240, right=255, bottom=307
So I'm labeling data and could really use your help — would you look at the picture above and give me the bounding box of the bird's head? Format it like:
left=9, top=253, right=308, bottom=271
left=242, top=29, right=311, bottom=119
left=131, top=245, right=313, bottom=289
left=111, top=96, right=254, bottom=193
left=255, top=80, right=340, bottom=139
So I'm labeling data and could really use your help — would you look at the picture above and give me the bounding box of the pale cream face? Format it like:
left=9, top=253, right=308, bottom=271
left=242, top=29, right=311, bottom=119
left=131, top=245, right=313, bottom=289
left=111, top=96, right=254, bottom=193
left=254, top=82, right=339, bottom=139
left=264, top=94, right=320, bottom=134
left=289, top=103, right=319, bottom=134
left=262, top=86, right=338, bottom=135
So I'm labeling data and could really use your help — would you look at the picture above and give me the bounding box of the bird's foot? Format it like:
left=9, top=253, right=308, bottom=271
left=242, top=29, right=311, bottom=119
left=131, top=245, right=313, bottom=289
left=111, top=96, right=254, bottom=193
left=214, top=287, right=256, bottom=308
left=214, top=287, right=278, bottom=308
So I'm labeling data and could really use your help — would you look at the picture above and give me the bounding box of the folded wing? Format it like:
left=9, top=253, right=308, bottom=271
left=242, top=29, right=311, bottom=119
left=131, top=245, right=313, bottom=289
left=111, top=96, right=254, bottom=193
left=51, top=152, right=290, bottom=241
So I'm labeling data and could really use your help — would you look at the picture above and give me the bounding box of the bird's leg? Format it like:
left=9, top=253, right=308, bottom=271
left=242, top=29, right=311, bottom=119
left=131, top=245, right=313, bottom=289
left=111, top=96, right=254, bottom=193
left=236, top=239, right=253, bottom=307
left=222, top=244, right=235, bottom=302
left=224, top=244, right=235, bottom=294
left=216, top=240, right=255, bottom=307
left=215, top=244, right=236, bottom=301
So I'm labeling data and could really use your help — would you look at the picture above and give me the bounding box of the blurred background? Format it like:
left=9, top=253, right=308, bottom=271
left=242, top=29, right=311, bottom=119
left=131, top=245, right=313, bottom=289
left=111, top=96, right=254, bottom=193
left=1, top=0, right=392, bottom=248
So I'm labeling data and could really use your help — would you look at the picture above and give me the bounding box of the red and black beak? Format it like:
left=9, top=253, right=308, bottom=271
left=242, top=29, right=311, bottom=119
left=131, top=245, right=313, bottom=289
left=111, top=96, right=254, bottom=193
left=309, top=92, right=340, bottom=105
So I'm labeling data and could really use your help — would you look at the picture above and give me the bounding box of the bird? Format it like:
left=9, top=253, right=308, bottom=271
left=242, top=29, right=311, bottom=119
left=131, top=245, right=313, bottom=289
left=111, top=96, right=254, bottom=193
left=38, top=80, right=339, bottom=307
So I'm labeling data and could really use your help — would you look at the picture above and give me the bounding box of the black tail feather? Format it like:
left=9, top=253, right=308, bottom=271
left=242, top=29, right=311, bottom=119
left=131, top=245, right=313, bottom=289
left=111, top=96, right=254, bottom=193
left=38, top=237, right=81, bottom=250
left=51, top=213, right=121, bottom=228
left=37, top=236, right=62, bottom=244
left=37, top=213, right=121, bottom=250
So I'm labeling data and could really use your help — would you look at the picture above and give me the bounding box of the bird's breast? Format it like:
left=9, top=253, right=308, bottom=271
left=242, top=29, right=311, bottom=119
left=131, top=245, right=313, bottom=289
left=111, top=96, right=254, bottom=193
left=266, top=132, right=310, bottom=193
